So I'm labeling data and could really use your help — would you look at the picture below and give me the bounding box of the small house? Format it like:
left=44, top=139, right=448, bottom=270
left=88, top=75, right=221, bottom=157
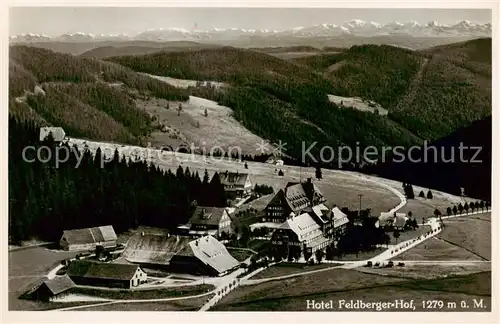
left=60, top=225, right=117, bottom=251
left=31, top=275, right=75, bottom=302
left=180, top=206, right=234, bottom=238
left=378, top=212, right=408, bottom=231
left=66, top=260, right=147, bottom=289
left=219, top=171, right=252, bottom=198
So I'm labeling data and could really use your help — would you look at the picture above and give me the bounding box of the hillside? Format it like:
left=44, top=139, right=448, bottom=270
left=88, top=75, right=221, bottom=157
left=9, top=45, right=189, bottom=144
left=295, top=40, right=491, bottom=141
left=107, top=46, right=421, bottom=158
left=367, top=116, right=492, bottom=201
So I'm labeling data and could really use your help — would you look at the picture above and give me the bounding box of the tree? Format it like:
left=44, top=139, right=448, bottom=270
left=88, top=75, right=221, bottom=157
left=427, top=190, right=433, bottom=199
left=419, top=191, right=425, bottom=198
left=480, top=201, right=485, bottom=212
left=403, top=184, right=415, bottom=199
left=278, top=169, right=284, bottom=176
left=458, top=203, right=464, bottom=214
left=304, top=249, right=312, bottom=261
left=166, top=102, right=170, bottom=109
left=315, top=166, right=322, bottom=180
left=393, top=230, right=401, bottom=243
left=464, top=202, right=469, bottom=214
left=315, top=249, right=325, bottom=263
left=204, top=107, right=208, bottom=117
left=446, top=207, right=452, bottom=216
left=240, top=226, right=251, bottom=247
left=434, top=209, right=442, bottom=218
left=244, top=162, right=248, bottom=169
left=452, top=205, right=458, bottom=215
left=177, top=103, right=183, bottom=116
left=408, top=211, right=412, bottom=218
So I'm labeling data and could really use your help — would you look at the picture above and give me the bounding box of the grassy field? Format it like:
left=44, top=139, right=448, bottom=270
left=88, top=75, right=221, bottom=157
left=75, top=294, right=214, bottom=311
left=357, top=263, right=491, bottom=280
left=219, top=268, right=405, bottom=307
left=398, top=197, right=477, bottom=225
left=72, top=284, right=214, bottom=300
left=396, top=213, right=490, bottom=261
left=437, top=214, right=491, bottom=260
left=214, top=271, right=490, bottom=311
left=251, top=262, right=343, bottom=279
left=8, top=247, right=80, bottom=310
left=396, top=237, right=484, bottom=261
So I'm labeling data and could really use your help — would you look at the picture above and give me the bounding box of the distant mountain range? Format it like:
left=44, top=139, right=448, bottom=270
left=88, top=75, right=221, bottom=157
left=10, top=20, right=491, bottom=43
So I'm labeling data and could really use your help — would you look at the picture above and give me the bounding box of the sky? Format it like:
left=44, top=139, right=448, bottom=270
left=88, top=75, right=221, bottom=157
left=9, top=7, right=492, bottom=36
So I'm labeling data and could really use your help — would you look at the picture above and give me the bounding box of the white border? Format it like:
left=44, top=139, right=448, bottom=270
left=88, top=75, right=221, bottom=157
left=1, top=1, right=498, bottom=324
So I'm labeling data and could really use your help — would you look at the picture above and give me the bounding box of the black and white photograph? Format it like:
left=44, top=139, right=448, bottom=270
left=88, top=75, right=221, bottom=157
left=4, top=2, right=496, bottom=320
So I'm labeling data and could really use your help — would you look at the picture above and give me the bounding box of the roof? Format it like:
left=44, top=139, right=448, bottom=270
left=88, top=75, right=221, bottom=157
left=61, top=225, right=117, bottom=245
left=280, top=212, right=321, bottom=240
left=379, top=212, right=407, bottom=227
left=177, top=235, right=240, bottom=274
left=219, top=172, right=250, bottom=187
left=189, top=206, right=229, bottom=226
left=40, top=127, right=66, bottom=142
left=331, top=207, right=349, bottom=228
left=40, top=275, right=75, bottom=296
left=311, top=204, right=331, bottom=223
left=67, top=260, right=140, bottom=281
left=123, top=234, right=191, bottom=265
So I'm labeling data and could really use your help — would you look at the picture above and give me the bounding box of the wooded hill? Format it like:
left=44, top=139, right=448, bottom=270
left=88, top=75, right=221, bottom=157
left=9, top=45, right=189, bottom=145
left=294, top=39, right=492, bottom=141
left=107, top=46, right=422, bottom=158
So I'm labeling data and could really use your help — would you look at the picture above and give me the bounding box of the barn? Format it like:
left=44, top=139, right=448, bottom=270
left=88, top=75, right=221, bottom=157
left=59, top=225, right=117, bottom=251
left=66, top=260, right=147, bottom=289
left=122, top=234, right=191, bottom=269
left=31, top=275, right=75, bottom=302
left=170, top=235, right=240, bottom=277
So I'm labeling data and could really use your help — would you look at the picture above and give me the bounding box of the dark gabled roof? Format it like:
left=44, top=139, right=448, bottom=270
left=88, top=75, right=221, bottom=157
left=41, top=275, right=75, bottom=296
left=67, top=260, right=139, bottom=281
left=189, top=206, right=229, bottom=226
left=219, top=172, right=250, bottom=186
left=123, top=234, right=191, bottom=265
left=61, top=225, right=117, bottom=245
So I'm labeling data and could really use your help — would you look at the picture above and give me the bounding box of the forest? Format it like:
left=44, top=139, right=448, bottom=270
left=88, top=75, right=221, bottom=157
left=8, top=116, right=227, bottom=244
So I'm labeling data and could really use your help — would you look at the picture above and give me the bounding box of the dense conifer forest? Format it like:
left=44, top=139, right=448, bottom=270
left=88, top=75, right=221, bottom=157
left=8, top=116, right=226, bottom=244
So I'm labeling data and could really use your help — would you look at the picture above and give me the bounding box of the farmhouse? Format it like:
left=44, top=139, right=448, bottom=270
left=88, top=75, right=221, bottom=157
left=271, top=212, right=331, bottom=254
left=170, top=235, right=240, bottom=276
left=178, top=206, right=234, bottom=238
left=378, top=212, right=408, bottom=231
left=66, top=260, right=147, bottom=289
left=59, top=225, right=117, bottom=251
left=122, top=234, right=191, bottom=268
left=263, top=178, right=326, bottom=223
left=218, top=171, right=252, bottom=198
left=39, top=127, right=66, bottom=142
left=31, top=275, right=75, bottom=302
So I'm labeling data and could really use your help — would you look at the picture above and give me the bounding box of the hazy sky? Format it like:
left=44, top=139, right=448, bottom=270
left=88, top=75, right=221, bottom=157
left=9, top=7, right=492, bottom=36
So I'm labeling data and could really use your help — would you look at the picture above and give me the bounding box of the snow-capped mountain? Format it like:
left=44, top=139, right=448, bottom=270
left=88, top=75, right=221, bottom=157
left=9, top=19, right=491, bottom=44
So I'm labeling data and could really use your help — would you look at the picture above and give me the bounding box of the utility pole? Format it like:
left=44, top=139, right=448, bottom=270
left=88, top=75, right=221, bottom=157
left=358, top=194, right=363, bottom=216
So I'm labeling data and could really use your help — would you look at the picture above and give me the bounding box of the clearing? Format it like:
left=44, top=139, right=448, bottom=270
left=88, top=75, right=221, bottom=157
left=136, top=95, right=273, bottom=154
left=327, top=94, right=388, bottom=115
